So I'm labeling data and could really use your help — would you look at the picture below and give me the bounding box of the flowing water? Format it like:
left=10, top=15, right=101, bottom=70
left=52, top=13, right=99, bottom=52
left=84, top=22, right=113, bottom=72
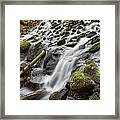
left=20, top=20, right=100, bottom=100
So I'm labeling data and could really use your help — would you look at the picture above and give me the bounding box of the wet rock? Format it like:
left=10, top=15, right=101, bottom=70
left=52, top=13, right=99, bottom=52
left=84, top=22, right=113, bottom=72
left=65, top=42, right=77, bottom=47
left=72, top=29, right=76, bottom=32
left=80, top=33, right=86, bottom=38
left=20, top=53, right=26, bottom=61
left=71, top=32, right=74, bottom=35
left=20, top=40, right=31, bottom=53
left=89, top=41, right=100, bottom=53
left=71, top=35, right=81, bottom=42
left=69, top=38, right=78, bottom=42
left=57, top=38, right=66, bottom=46
left=80, top=20, right=85, bottom=26
left=55, top=25, right=61, bottom=30
left=67, top=96, right=75, bottom=100
left=23, top=81, right=40, bottom=90
left=49, top=82, right=70, bottom=100
left=49, top=89, right=68, bottom=100
left=91, top=35, right=100, bottom=45
left=77, top=30, right=81, bottom=34
left=77, top=25, right=84, bottom=29
left=21, top=89, right=48, bottom=100
left=91, top=20, right=100, bottom=23
left=49, top=91, right=62, bottom=100
left=43, top=59, right=59, bottom=75
left=40, top=22, right=45, bottom=26
left=78, top=52, right=90, bottom=60
left=68, top=90, right=92, bottom=100
left=43, top=49, right=61, bottom=75
left=93, top=84, right=100, bottom=92
left=54, top=34, right=60, bottom=38
left=89, top=92, right=100, bottom=100
left=58, top=20, right=62, bottom=23
left=86, top=31, right=97, bottom=38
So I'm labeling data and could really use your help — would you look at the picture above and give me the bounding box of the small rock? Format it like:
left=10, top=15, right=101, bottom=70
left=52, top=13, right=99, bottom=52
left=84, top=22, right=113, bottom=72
left=89, top=92, right=100, bottom=100
left=80, top=33, right=86, bottom=38
left=72, top=29, right=76, bottom=32
left=80, top=20, right=85, bottom=26
left=91, top=35, right=100, bottom=45
left=57, top=38, right=66, bottom=46
left=49, top=89, right=68, bottom=100
left=89, top=42, right=100, bottom=53
left=86, top=31, right=97, bottom=38
left=65, top=42, right=77, bottom=47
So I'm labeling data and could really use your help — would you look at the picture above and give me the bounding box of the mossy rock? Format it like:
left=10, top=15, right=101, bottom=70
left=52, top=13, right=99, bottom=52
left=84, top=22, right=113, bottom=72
left=20, top=62, right=32, bottom=78
left=69, top=70, right=94, bottom=92
left=20, top=40, right=31, bottom=53
left=91, top=35, right=100, bottom=45
left=49, top=89, right=68, bottom=100
left=49, top=91, right=61, bottom=100
left=20, top=20, right=28, bottom=26
left=89, top=42, right=100, bottom=53
left=84, top=62, right=100, bottom=83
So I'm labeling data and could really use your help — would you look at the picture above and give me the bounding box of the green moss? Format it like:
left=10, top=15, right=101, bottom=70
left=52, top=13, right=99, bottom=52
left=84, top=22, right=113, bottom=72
left=91, top=36, right=100, bottom=45
left=89, top=42, right=100, bottom=53
left=84, top=62, right=100, bottom=83
left=20, top=20, right=28, bottom=26
left=20, top=40, right=31, bottom=53
left=69, top=70, right=93, bottom=91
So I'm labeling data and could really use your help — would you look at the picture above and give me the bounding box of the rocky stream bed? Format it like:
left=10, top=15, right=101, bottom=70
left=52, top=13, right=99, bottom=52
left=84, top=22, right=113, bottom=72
left=20, top=20, right=100, bottom=100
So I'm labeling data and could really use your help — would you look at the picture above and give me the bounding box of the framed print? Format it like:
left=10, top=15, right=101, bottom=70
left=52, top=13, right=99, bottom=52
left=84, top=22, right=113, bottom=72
left=0, top=0, right=120, bottom=119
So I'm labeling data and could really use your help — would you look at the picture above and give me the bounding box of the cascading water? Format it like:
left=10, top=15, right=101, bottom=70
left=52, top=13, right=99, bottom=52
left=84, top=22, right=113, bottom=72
left=20, top=20, right=100, bottom=100
left=40, top=38, right=91, bottom=99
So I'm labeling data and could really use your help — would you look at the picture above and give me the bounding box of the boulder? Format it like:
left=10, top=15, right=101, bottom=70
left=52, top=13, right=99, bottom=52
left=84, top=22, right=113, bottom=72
left=20, top=40, right=31, bottom=53
left=65, top=42, right=77, bottom=47
left=49, top=89, right=68, bottom=100
left=69, top=70, right=94, bottom=92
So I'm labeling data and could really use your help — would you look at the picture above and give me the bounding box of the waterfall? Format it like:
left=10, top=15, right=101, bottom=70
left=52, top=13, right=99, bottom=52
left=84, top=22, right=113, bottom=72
left=20, top=20, right=100, bottom=100
left=43, top=37, right=90, bottom=93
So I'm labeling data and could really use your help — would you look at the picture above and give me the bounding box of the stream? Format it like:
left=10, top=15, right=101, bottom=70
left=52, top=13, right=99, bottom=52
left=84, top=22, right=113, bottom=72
left=20, top=20, right=100, bottom=100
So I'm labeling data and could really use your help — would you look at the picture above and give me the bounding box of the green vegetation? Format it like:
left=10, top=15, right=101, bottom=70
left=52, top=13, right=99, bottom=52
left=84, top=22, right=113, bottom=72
left=20, top=40, right=31, bottom=53
left=69, top=70, right=92, bottom=91
left=89, top=41, right=100, bottom=53
left=84, top=62, right=100, bottom=83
